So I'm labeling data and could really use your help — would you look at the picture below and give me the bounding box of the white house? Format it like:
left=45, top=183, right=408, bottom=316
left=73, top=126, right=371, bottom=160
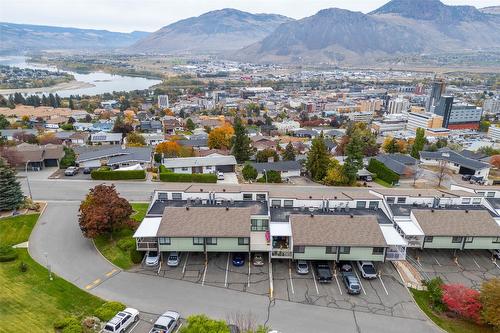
left=163, top=154, right=237, bottom=174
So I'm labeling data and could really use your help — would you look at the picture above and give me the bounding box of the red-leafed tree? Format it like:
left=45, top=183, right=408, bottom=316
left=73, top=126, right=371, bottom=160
left=442, top=284, right=482, bottom=324
left=491, top=155, right=500, bottom=169
left=78, top=184, right=133, bottom=238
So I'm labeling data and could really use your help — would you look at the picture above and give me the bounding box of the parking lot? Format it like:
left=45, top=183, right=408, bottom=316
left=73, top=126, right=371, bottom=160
left=125, top=312, right=185, bottom=333
left=408, top=249, right=500, bottom=290
left=272, top=259, right=422, bottom=319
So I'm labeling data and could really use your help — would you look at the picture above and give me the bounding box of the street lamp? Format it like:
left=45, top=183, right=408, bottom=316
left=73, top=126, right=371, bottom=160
left=44, top=252, right=53, bottom=281
left=25, top=160, right=33, bottom=199
left=263, top=169, right=268, bottom=183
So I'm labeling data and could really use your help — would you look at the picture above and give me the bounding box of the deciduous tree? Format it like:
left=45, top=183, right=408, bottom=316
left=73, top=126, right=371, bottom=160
left=255, top=149, right=279, bottom=163
left=179, top=315, right=230, bottom=333
left=242, top=163, right=258, bottom=181
left=208, top=124, right=234, bottom=150
left=126, top=132, right=146, bottom=147
left=480, top=278, right=500, bottom=329
left=490, top=155, right=500, bottom=169
left=38, top=132, right=62, bottom=145
left=78, top=184, right=133, bottom=238
left=0, top=158, right=24, bottom=211
left=442, top=284, right=482, bottom=324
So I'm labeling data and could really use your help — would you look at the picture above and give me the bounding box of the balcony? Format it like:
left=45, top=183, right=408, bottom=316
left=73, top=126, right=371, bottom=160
left=385, top=245, right=406, bottom=261
left=136, top=237, right=157, bottom=251
left=271, top=249, right=293, bottom=258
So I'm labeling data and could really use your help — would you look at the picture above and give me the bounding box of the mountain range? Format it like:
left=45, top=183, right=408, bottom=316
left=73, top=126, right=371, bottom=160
left=0, top=22, right=149, bottom=54
left=129, top=9, right=292, bottom=54
left=1, top=0, right=499, bottom=65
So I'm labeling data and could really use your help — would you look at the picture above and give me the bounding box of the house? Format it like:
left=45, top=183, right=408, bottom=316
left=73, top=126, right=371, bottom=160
left=163, top=117, right=183, bottom=134
left=139, top=120, right=163, bottom=133
left=142, top=133, right=165, bottom=146
left=7, top=143, right=64, bottom=170
left=163, top=154, right=237, bottom=174
left=177, top=139, right=209, bottom=150
left=250, top=161, right=302, bottom=179
left=375, top=154, right=417, bottom=178
left=0, top=129, right=38, bottom=141
left=55, top=131, right=90, bottom=146
left=75, top=146, right=152, bottom=169
left=290, top=129, right=317, bottom=138
left=420, top=149, right=491, bottom=180
left=250, top=136, right=277, bottom=151
left=90, top=132, right=123, bottom=145
left=132, top=184, right=499, bottom=263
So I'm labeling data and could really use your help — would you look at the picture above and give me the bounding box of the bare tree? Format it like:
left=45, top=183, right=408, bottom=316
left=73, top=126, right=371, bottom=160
left=226, top=311, right=261, bottom=332
left=437, top=159, right=451, bottom=187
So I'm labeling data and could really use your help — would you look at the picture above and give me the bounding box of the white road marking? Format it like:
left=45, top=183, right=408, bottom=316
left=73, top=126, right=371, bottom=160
left=378, top=274, right=389, bottom=296
left=174, top=322, right=183, bottom=333
left=128, top=318, right=140, bottom=332
left=201, top=262, right=208, bottom=286
left=433, top=256, right=442, bottom=266
left=288, top=262, right=295, bottom=295
left=353, top=266, right=366, bottom=295
left=247, top=257, right=251, bottom=288
left=472, top=257, right=481, bottom=269
left=182, top=252, right=189, bottom=277
left=493, top=261, right=500, bottom=270
left=334, top=273, right=343, bottom=295
left=310, top=261, right=319, bottom=295
left=225, top=253, right=230, bottom=288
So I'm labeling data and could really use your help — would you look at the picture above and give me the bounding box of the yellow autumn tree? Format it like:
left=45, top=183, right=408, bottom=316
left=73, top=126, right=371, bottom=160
left=207, top=124, right=234, bottom=149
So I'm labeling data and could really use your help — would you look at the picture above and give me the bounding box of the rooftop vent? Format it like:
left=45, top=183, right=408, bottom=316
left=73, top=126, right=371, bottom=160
left=310, top=213, right=314, bottom=218
left=226, top=207, right=229, bottom=211
left=200, top=188, right=204, bottom=192
left=223, top=188, right=226, bottom=192
left=186, top=207, right=189, bottom=211
left=334, top=196, right=337, bottom=200
left=309, top=195, right=312, bottom=199
left=350, top=214, right=354, bottom=218
left=431, top=209, right=435, bottom=212
left=465, top=210, right=469, bottom=213
left=418, top=193, right=422, bottom=197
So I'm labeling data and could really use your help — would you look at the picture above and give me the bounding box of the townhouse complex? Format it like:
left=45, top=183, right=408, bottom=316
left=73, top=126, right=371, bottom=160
left=134, top=184, right=500, bottom=263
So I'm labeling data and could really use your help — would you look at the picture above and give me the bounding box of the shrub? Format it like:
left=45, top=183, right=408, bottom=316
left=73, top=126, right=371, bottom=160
left=158, top=165, right=172, bottom=173
left=117, top=238, right=136, bottom=251
left=481, top=278, right=500, bottom=329
left=54, top=316, right=80, bottom=329
left=242, top=163, right=257, bottom=181
left=91, top=169, right=146, bottom=180
left=257, top=170, right=282, bottom=183
left=129, top=248, right=144, bottom=264
left=19, top=197, right=41, bottom=211
left=367, top=158, right=400, bottom=185
left=424, top=277, right=445, bottom=312
left=442, top=284, right=482, bottom=324
left=159, top=172, right=217, bottom=183
left=0, top=246, right=18, bottom=262
left=61, top=322, right=83, bottom=333
left=60, top=147, right=76, bottom=169
left=94, top=301, right=126, bottom=321
left=18, top=261, right=28, bottom=272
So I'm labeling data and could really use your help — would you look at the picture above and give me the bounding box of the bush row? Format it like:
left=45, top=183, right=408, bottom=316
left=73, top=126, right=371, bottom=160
left=367, top=158, right=400, bottom=185
left=159, top=172, right=217, bottom=183
left=90, top=170, right=146, bottom=180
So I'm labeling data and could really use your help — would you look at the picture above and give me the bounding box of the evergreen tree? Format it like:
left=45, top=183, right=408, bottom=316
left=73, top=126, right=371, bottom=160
left=48, top=93, right=56, bottom=108
left=344, top=135, right=364, bottom=184
left=282, top=142, right=296, bottom=161
left=306, top=132, right=330, bottom=181
left=69, top=98, right=75, bottom=110
left=0, top=158, right=24, bottom=211
left=411, top=128, right=426, bottom=159
left=231, top=117, right=253, bottom=163
left=186, top=118, right=195, bottom=131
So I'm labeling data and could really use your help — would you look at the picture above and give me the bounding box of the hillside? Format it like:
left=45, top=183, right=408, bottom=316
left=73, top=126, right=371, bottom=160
left=0, top=22, right=149, bottom=54
left=130, top=9, right=292, bottom=54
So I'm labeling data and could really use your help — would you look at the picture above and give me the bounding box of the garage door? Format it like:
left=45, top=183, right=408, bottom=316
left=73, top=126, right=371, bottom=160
left=216, top=165, right=235, bottom=172
left=44, top=159, right=59, bottom=167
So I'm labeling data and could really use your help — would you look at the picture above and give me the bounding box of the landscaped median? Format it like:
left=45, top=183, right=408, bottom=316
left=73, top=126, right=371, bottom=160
left=158, top=165, right=217, bottom=183
left=93, top=202, right=149, bottom=269
left=90, top=167, right=146, bottom=180
left=0, top=213, right=127, bottom=332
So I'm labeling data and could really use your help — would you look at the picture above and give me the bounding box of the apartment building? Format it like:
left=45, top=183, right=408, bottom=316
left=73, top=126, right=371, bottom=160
left=133, top=185, right=500, bottom=263
left=406, top=111, right=443, bottom=133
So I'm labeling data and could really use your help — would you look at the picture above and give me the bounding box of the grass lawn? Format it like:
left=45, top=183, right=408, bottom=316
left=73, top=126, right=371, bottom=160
left=374, top=177, right=394, bottom=188
left=0, top=214, right=105, bottom=331
left=94, top=203, right=149, bottom=270
left=410, top=289, right=494, bottom=333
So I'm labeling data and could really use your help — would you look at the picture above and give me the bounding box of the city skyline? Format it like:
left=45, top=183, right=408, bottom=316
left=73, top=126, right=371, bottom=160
left=0, top=0, right=499, bottom=32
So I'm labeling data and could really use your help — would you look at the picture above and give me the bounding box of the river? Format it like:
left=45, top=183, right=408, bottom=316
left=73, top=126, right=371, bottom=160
left=0, top=56, right=162, bottom=98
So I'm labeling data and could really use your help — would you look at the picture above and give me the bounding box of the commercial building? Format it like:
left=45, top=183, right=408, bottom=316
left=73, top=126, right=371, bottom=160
left=426, top=79, right=446, bottom=112
left=487, top=126, right=500, bottom=142
left=434, top=96, right=483, bottom=130
left=158, top=95, right=169, bottom=109
left=406, top=111, right=443, bottom=132
left=387, top=97, right=410, bottom=114
left=483, top=99, right=500, bottom=115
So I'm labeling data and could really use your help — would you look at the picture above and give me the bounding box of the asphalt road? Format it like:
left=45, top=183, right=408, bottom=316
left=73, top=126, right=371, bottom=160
left=26, top=179, right=440, bottom=333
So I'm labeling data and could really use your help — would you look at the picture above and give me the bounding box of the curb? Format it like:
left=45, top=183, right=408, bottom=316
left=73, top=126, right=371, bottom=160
left=27, top=201, right=48, bottom=262
left=91, top=239, right=124, bottom=273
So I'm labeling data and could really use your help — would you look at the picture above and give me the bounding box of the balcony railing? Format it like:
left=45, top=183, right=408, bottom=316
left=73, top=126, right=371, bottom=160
left=271, top=249, right=293, bottom=258
left=385, top=251, right=406, bottom=261
left=136, top=242, right=158, bottom=250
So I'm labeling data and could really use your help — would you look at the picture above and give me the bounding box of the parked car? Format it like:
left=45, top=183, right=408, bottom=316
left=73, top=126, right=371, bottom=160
left=103, top=308, right=139, bottom=333
left=356, top=261, right=377, bottom=279
left=150, top=311, right=180, bottom=333
left=83, top=167, right=91, bottom=174
left=490, top=249, right=500, bottom=260
left=145, top=251, right=160, bottom=266
left=470, top=175, right=486, bottom=185
left=314, top=261, right=332, bottom=283
left=217, top=171, right=225, bottom=180
left=461, top=174, right=472, bottom=181
left=167, top=252, right=180, bottom=267
left=296, top=260, right=309, bottom=275
left=338, top=261, right=353, bottom=273
left=232, top=253, right=245, bottom=267
left=342, top=272, right=361, bottom=295
left=64, top=166, right=79, bottom=176
left=252, top=253, right=264, bottom=266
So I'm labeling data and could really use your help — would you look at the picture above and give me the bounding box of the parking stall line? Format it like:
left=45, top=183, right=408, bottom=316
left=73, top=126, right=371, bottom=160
left=472, top=257, right=481, bottom=269
left=174, top=322, right=183, bottom=333
left=433, top=256, right=442, bottom=266
left=225, top=253, right=230, bottom=288
left=128, top=319, right=140, bottom=332
left=493, top=260, right=500, bottom=270
left=288, top=262, right=295, bottom=295
left=309, top=261, right=319, bottom=295
left=247, top=258, right=251, bottom=288
left=378, top=274, right=389, bottom=296
left=201, top=262, right=208, bottom=286
left=182, top=252, right=190, bottom=277
left=334, top=273, right=343, bottom=296
left=353, top=267, right=366, bottom=295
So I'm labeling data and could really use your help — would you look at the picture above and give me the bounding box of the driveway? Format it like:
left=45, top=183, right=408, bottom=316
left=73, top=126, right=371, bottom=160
left=27, top=198, right=440, bottom=333
left=217, top=172, right=238, bottom=184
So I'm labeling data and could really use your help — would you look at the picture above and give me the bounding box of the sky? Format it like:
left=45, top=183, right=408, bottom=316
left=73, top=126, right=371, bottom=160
left=0, top=0, right=498, bottom=32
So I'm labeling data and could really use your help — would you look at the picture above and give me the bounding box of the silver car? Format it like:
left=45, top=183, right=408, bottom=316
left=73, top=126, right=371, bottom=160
left=149, top=311, right=180, bottom=333
left=145, top=251, right=160, bottom=266
left=356, top=261, right=377, bottom=279
left=296, top=260, right=309, bottom=274
left=167, top=252, right=180, bottom=267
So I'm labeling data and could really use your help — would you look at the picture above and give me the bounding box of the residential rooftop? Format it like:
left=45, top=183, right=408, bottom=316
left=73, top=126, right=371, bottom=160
left=148, top=199, right=268, bottom=216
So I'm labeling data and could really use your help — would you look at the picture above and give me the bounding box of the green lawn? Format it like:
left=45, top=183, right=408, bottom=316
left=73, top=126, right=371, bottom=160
left=94, top=203, right=149, bottom=269
left=0, top=214, right=105, bottom=331
left=374, top=177, right=394, bottom=188
left=410, top=289, right=494, bottom=333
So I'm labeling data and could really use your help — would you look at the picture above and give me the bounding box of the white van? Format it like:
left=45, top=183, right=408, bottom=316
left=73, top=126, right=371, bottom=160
left=102, top=308, right=139, bottom=332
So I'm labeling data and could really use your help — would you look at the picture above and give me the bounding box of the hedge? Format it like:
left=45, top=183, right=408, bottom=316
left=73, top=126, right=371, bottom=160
left=94, top=301, right=126, bottom=322
left=91, top=170, right=146, bottom=180
left=159, top=172, right=217, bottom=183
left=0, top=246, right=18, bottom=262
left=367, top=158, right=400, bottom=185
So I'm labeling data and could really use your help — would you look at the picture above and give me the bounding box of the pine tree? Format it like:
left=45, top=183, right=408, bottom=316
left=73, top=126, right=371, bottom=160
left=231, top=117, right=253, bottom=163
left=186, top=118, right=195, bottom=131
left=282, top=142, right=296, bottom=161
left=411, top=128, right=426, bottom=159
left=0, top=158, right=24, bottom=211
left=344, top=135, right=364, bottom=184
left=69, top=98, right=75, bottom=110
left=306, top=132, right=330, bottom=181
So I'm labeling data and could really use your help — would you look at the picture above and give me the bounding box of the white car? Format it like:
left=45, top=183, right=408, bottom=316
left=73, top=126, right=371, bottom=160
left=167, top=252, right=180, bottom=267
left=150, top=311, right=180, bottom=333
left=103, top=308, right=139, bottom=333
left=356, top=261, right=377, bottom=279
left=217, top=171, right=224, bottom=180
left=145, top=250, right=160, bottom=266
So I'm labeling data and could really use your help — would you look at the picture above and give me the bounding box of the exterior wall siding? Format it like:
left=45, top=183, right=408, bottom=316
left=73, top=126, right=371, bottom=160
left=338, top=247, right=385, bottom=262
left=463, top=237, right=500, bottom=250
left=293, top=246, right=385, bottom=262
left=159, top=238, right=204, bottom=252
left=293, top=246, right=337, bottom=261
left=423, top=236, right=462, bottom=249
left=206, top=238, right=249, bottom=252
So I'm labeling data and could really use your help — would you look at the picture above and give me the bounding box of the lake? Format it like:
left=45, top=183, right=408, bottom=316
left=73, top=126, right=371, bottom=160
left=0, top=56, right=162, bottom=98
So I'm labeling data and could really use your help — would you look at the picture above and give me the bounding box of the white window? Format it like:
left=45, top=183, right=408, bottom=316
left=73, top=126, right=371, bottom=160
left=159, top=237, right=170, bottom=245
left=461, top=198, right=471, bottom=204
left=171, top=193, right=182, bottom=200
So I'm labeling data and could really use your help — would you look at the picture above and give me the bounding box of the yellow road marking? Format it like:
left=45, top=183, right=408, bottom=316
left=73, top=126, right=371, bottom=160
left=106, top=269, right=118, bottom=277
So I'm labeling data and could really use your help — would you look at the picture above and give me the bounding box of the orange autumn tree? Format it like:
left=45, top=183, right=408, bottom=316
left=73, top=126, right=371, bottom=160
left=156, top=141, right=193, bottom=158
left=208, top=124, right=234, bottom=150
left=491, top=155, right=500, bottom=169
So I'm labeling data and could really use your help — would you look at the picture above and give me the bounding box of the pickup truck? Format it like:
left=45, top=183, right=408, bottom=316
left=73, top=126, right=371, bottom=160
left=314, top=262, right=333, bottom=283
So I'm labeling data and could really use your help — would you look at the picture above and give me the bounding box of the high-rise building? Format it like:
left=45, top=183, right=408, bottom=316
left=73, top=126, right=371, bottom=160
left=387, top=97, right=410, bottom=114
left=434, top=96, right=454, bottom=127
left=426, top=79, right=446, bottom=112
left=406, top=112, right=443, bottom=132
left=435, top=96, right=483, bottom=130
left=484, top=99, right=500, bottom=114
left=158, top=95, right=169, bottom=109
